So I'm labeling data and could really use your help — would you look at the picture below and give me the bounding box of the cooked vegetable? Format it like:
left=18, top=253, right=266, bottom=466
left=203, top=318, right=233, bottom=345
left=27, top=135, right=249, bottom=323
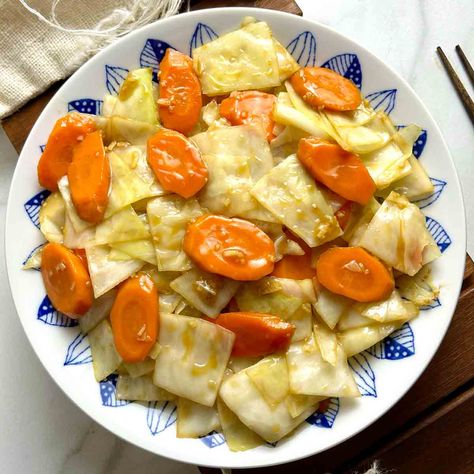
left=191, top=125, right=275, bottom=221
left=217, top=397, right=264, bottom=452
left=85, top=245, right=144, bottom=298
left=176, top=398, right=220, bottom=438
left=62, top=214, right=96, bottom=249
left=313, top=317, right=338, bottom=366
left=37, top=113, right=96, bottom=191
left=58, top=176, right=93, bottom=233
left=297, top=137, right=376, bottom=205
left=158, top=49, right=202, bottom=135
left=192, top=21, right=281, bottom=96
left=271, top=232, right=313, bottom=279
left=68, top=130, right=110, bottom=224
left=336, top=306, right=373, bottom=331
left=396, top=266, right=440, bottom=307
left=147, top=195, right=203, bottom=271
left=286, top=335, right=359, bottom=397
left=112, top=68, right=158, bottom=124
left=79, top=289, right=116, bottom=334
left=22, top=244, right=44, bottom=270
left=110, top=273, right=159, bottom=363
left=219, top=364, right=317, bottom=443
left=39, top=192, right=65, bottom=243
left=147, top=129, right=207, bottom=198
left=122, top=359, right=155, bottom=378
left=116, top=374, right=174, bottom=401
left=313, top=284, right=352, bottom=330
left=251, top=155, right=342, bottom=247
left=183, top=215, right=275, bottom=281
left=212, top=312, right=294, bottom=357
left=170, top=267, right=240, bottom=317
left=359, top=289, right=418, bottom=323
left=358, top=191, right=441, bottom=275
left=153, top=313, right=234, bottom=406
left=273, top=37, right=300, bottom=81
left=88, top=319, right=122, bottom=382
left=220, top=91, right=276, bottom=141
left=290, top=67, right=362, bottom=111
left=110, top=239, right=156, bottom=265
left=95, top=115, right=160, bottom=145
left=41, top=243, right=93, bottom=317
left=343, top=197, right=380, bottom=246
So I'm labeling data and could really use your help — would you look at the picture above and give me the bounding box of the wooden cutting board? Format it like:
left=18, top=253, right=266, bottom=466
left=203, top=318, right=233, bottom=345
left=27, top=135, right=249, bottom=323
left=2, top=1, right=473, bottom=472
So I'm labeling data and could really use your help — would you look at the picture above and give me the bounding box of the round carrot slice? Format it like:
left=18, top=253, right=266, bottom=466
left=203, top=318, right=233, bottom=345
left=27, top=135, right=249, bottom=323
left=211, top=312, right=295, bottom=357
left=183, top=215, right=275, bottom=281
left=290, top=67, right=362, bottom=111
left=158, top=49, right=202, bottom=135
left=316, top=247, right=394, bottom=302
left=147, top=129, right=207, bottom=198
left=41, top=243, right=93, bottom=318
left=38, top=113, right=96, bottom=191
left=219, top=91, right=276, bottom=141
left=110, top=273, right=159, bottom=363
left=68, top=130, right=110, bottom=224
left=298, top=137, right=376, bottom=205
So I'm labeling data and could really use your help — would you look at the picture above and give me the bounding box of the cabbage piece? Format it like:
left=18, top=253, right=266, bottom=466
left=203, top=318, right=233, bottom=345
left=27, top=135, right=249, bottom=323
left=359, top=290, right=419, bottom=323
left=313, top=318, right=338, bottom=366
left=192, top=21, right=281, bottom=96
left=338, top=321, right=403, bottom=356
left=359, top=135, right=412, bottom=189
left=111, top=68, right=158, bottom=124
left=313, top=286, right=352, bottom=329
left=123, top=359, right=155, bottom=378
left=251, top=155, right=342, bottom=247
left=288, top=303, right=313, bottom=342
left=228, top=356, right=262, bottom=373
left=110, top=239, right=156, bottom=265
left=102, top=94, right=117, bottom=116
left=141, top=267, right=181, bottom=293
left=170, top=268, right=240, bottom=317
left=86, top=245, right=144, bottom=297
left=277, top=278, right=316, bottom=303
left=377, top=156, right=434, bottom=201
left=191, top=125, right=275, bottom=221
left=217, top=397, right=264, bottom=452
left=63, top=214, right=96, bottom=249
left=106, top=145, right=166, bottom=217
left=324, top=101, right=376, bottom=128
left=88, top=320, right=122, bottom=382
left=273, top=38, right=300, bottom=81
left=270, top=124, right=309, bottom=164
left=22, top=244, right=44, bottom=270
left=336, top=306, right=373, bottom=331
left=158, top=292, right=181, bottom=314
left=79, top=289, right=116, bottom=334
left=147, top=195, right=203, bottom=272
left=95, top=206, right=149, bottom=245
left=219, top=368, right=316, bottom=443
left=285, top=394, right=325, bottom=419
left=116, top=374, right=174, bottom=401
left=176, top=398, right=220, bottom=438
left=102, top=116, right=159, bottom=145
left=174, top=300, right=204, bottom=318
left=358, top=191, right=441, bottom=275
left=39, top=192, right=65, bottom=243
left=286, top=335, right=359, bottom=397
left=153, top=313, right=235, bottom=406
left=396, top=266, right=440, bottom=307
left=57, top=176, right=93, bottom=233
left=246, top=355, right=289, bottom=408
left=273, top=92, right=330, bottom=138
left=342, top=198, right=380, bottom=246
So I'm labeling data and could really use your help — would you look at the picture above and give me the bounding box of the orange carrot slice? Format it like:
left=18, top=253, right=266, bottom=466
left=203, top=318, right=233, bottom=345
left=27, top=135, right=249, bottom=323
left=147, top=129, right=207, bottom=198
left=316, top=247, right=394, bottom=302
left=110, top=273, right=159, bottom=363
left=290, top=67, right=362, bottom=111
left=158, top=49, right=202, bottom=135
left=68, top=130, right=110, bottom=224
left=219, top=91, right=276, bottom=141
left=211, top=312, right=295, bottom=357
left=298, top=137, right=376, bottom=205
left=37, top=113, right=96, bottom=191
left=335, top=201, right=354, bottom=230
left=41, top=243, right=93, bottom=317
left=183, top=215, right=275, bottom=281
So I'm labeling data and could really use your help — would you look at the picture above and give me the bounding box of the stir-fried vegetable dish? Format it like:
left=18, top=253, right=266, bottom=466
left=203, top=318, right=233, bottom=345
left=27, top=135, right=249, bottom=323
left=27, top=17, right=441, bottom=449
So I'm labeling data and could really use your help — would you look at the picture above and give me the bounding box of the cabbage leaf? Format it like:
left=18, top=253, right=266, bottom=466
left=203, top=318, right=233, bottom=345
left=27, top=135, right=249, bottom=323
left=176, top=398, right=220, bottom=438
left=79, top=289, right=116, bottom=334
left=116, top=374, right=175, bottom=401
left=39, top=192, right=65, bottom=243
left=396, top=265, right=440, bottom=307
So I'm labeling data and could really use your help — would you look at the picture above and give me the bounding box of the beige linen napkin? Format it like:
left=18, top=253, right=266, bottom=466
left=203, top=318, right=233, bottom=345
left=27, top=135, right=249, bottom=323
left=0, top=0, right=182, bottom=119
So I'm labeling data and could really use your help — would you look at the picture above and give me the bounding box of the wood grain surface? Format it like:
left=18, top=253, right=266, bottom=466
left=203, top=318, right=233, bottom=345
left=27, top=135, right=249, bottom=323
left=2, top=0, right=472, bottom=472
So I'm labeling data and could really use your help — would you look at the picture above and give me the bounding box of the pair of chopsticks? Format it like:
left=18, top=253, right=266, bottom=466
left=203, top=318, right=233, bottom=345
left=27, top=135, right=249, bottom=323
left=436, top=45, right=474, bottom=125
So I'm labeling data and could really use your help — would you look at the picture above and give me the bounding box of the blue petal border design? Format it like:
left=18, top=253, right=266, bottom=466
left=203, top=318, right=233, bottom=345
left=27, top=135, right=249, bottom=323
left=139, top=39, right=175, bottom=82
left=367, top=323, right=415, bottom=360
left=67, top=98, right=102, bottom=115
left=189, top=23, right=218, bottom=56
left=24, top=190, right=50, bottom=228
left=200, top=431, right=226, bottom=448
left=286, top=31, right=317, bottom=67
left=426, top=216, right=452, bottom=253
left=366, top=89, right=397, bottom=114
left=64, top=332, right=92, bottom=365
left=100, top=374, right=131, bottom=407
left=37, top=295, right=78, bottom=327
left=306, top=398, right=339, bottom=428
left=321, top=53, right=362, bottom=89
left=348, top=353, right=377, bottom=397
left=105, top=65, right=129, bottom=95
left=147, top=401, right=177, bottom=435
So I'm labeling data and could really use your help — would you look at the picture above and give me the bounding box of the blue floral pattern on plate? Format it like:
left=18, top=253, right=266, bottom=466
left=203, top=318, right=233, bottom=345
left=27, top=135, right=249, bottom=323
left=37, top=295, right=78, bottom=327
left=348, top=353, right=377, bottom=397
left=64, top=332, right=92, bottom=365
left=306, top=398, right=340, bottom=428
left=367, top=323, right=415, bottom=360
left=321, top=53, right=362, bottom=89
left=189, top=23, right=218, bottom=55
left=140, top=39, right=175, bottom=81
left=366, top=89, right=397, bottom=114
left=68, top=98, right=102, bottom=115
left=414, top=178, right=447, bottom=209
left=24, top=190, right=50, bottom=228
left=200, top=431, right=226, bottom=448
left=286, top=31, right=317, bottom=67
left=147, top=401, right=177, bottom=435
left=100, top=374, right=131, bottom=407
left=426, top=216, right=452, bottom=252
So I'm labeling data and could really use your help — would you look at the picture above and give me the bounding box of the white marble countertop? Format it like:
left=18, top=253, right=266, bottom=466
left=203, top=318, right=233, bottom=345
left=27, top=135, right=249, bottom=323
left=1, top=1, right=472, bottom=472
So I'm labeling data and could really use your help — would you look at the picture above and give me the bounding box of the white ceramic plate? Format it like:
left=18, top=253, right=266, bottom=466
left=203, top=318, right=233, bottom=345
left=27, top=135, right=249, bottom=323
left=5, top=7, right=466, bottom=469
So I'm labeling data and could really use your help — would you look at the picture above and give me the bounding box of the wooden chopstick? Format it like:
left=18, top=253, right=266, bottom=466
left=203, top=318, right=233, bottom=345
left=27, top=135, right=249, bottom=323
left=455, top=45, right=474, bottom=88
left=436, top=46, right=474, bottom=125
